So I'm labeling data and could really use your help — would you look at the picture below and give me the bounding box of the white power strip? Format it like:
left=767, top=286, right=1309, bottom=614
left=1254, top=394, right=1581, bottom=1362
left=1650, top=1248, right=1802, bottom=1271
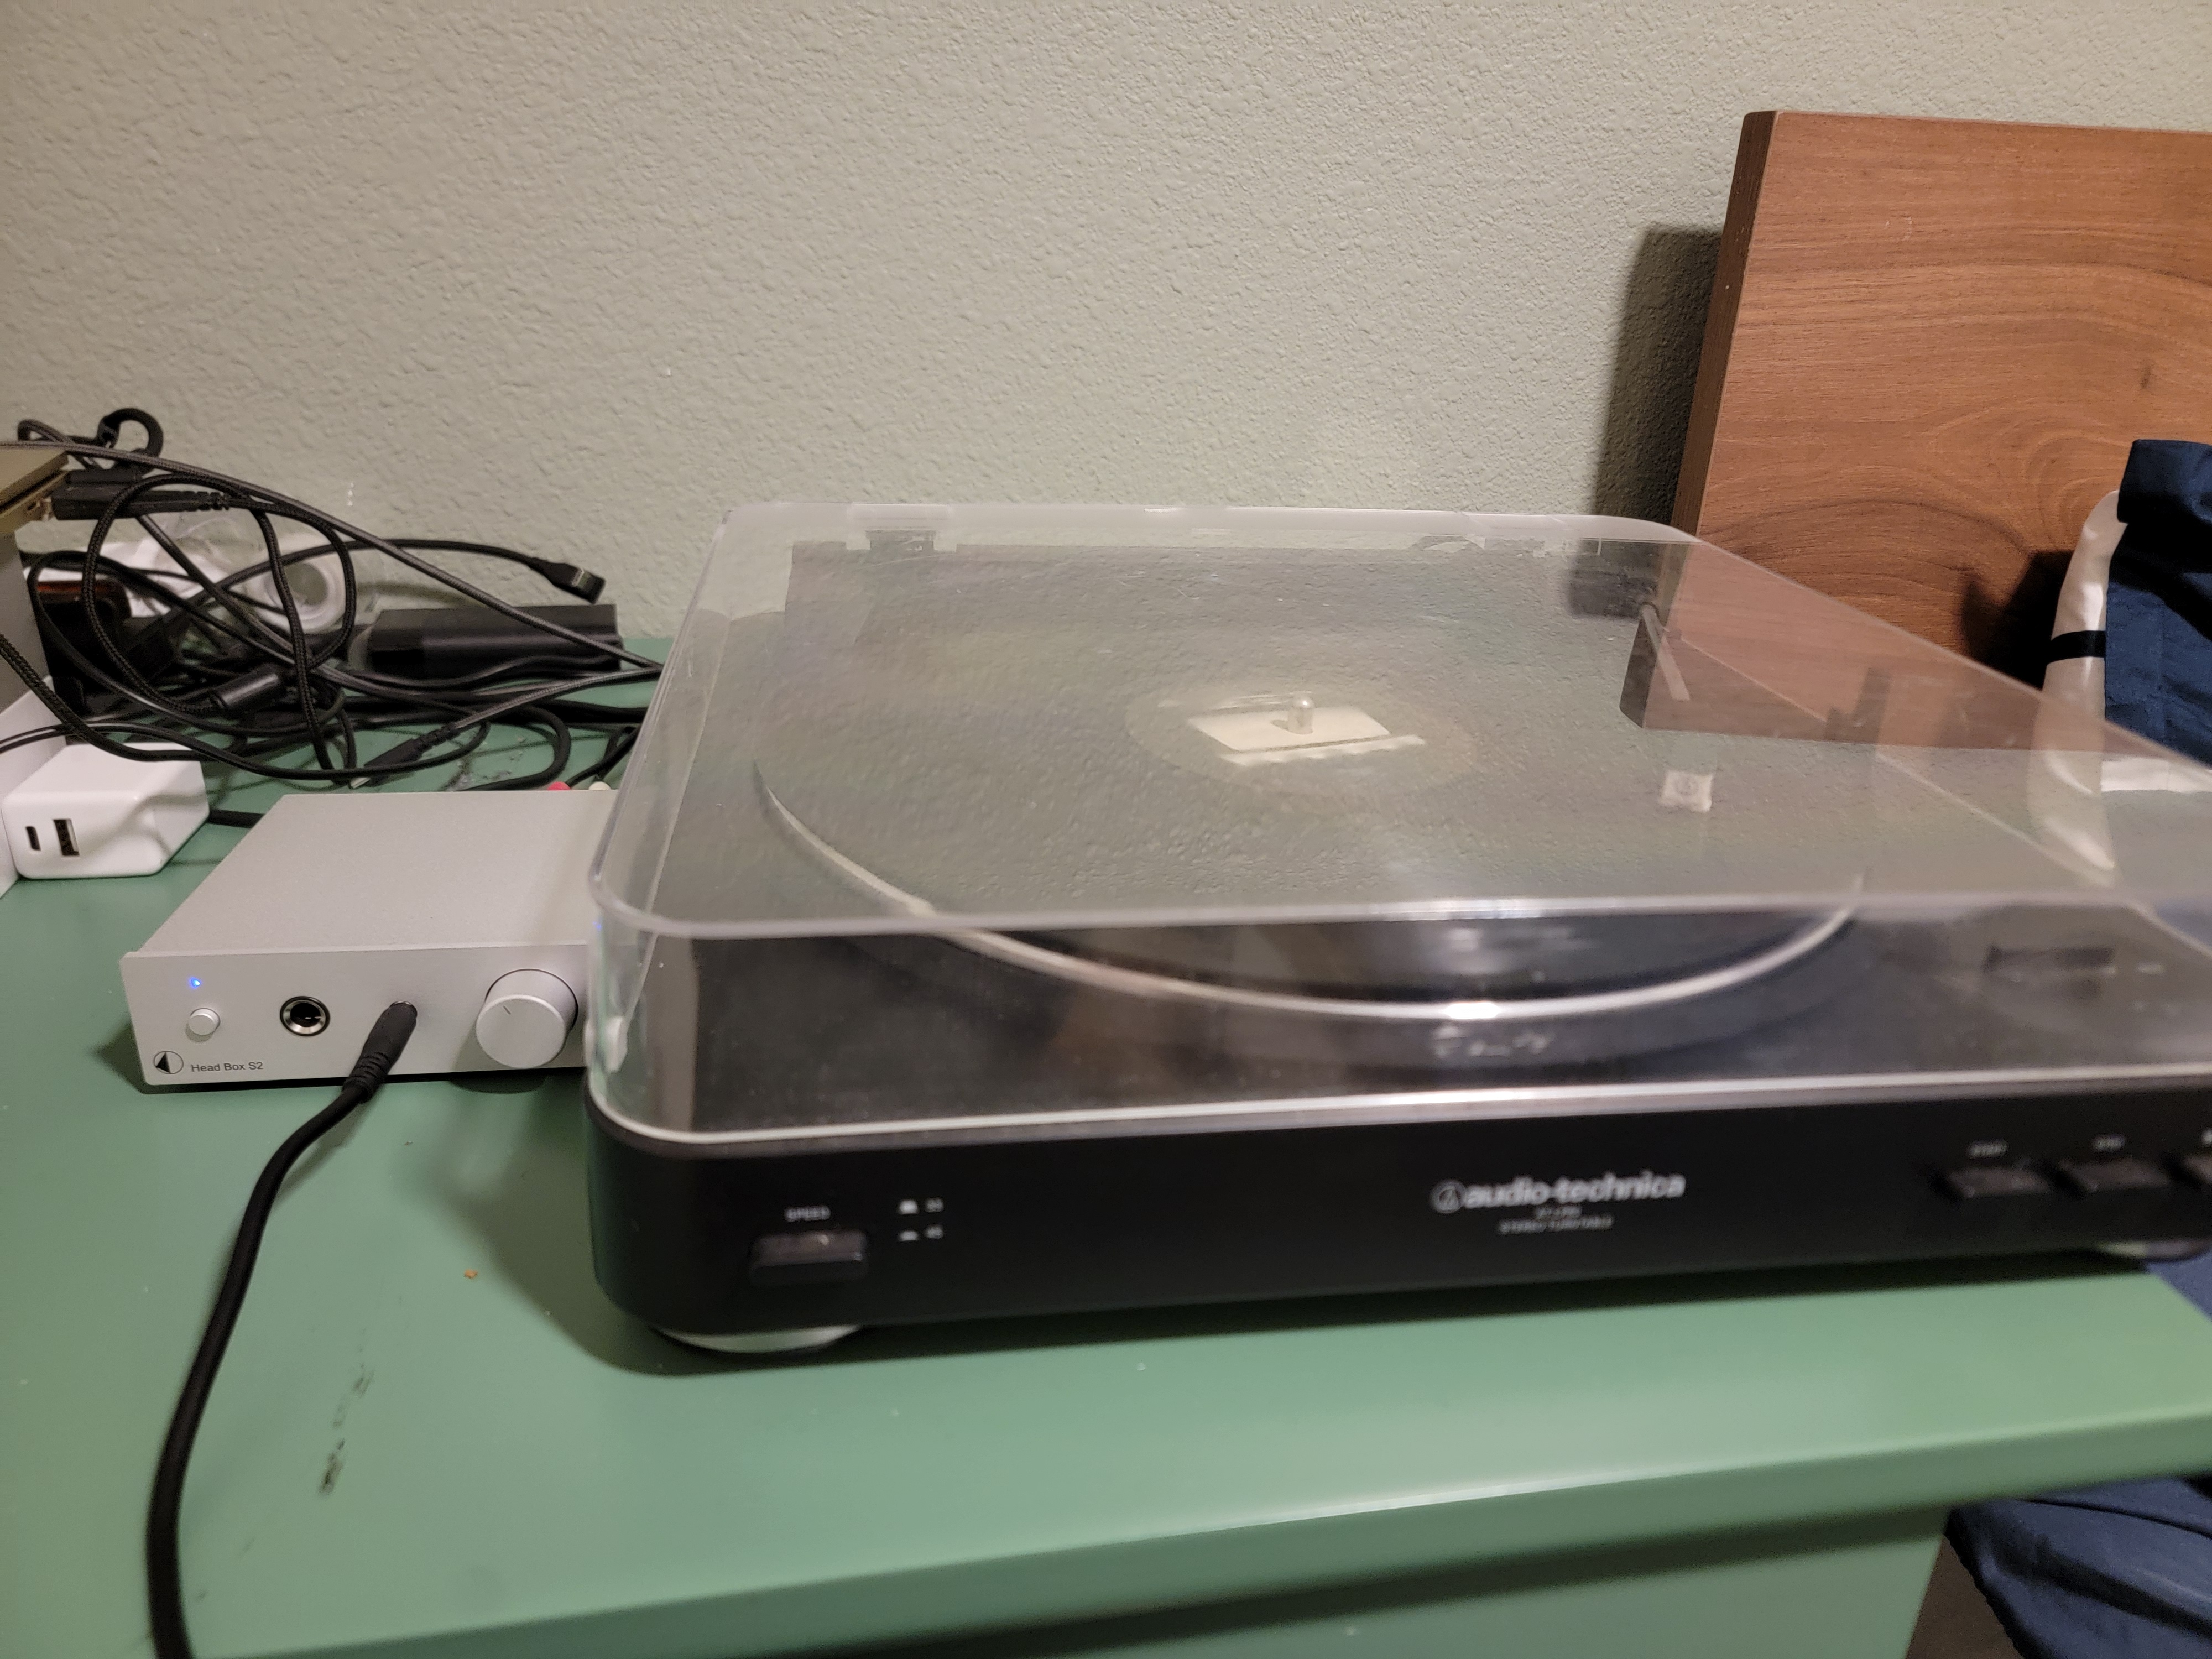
left=122, top=790, right=614, bottom=1086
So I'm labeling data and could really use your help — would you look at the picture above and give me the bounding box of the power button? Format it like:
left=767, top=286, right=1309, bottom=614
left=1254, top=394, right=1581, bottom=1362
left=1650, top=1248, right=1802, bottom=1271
left=748, top=1230, right=868, bottom=1287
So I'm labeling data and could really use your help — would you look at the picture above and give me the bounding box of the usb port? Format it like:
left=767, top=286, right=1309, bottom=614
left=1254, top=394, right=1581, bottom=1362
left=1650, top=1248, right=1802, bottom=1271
left=54, top=818, right=79, bottom=857
left=24, top=826, right=38, bottom=852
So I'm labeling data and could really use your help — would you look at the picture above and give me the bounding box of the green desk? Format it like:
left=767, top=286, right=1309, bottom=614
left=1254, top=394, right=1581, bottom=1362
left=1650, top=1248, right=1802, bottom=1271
left=10, top=797, right=2212, bottom=1658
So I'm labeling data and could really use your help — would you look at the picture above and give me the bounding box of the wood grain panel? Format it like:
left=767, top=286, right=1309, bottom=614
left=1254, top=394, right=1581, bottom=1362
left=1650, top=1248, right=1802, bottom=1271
left=1673, top=112, right=2212, bottom=681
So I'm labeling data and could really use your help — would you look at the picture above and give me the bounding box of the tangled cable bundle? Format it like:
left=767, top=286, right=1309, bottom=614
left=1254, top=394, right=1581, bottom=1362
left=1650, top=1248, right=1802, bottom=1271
left=3, top=409, right=657, bottom=791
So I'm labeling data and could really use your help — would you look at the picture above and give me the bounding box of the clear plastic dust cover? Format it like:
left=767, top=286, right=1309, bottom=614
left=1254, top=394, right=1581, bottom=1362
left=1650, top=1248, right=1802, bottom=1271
left=589, top=504, right=2212, bottom=1147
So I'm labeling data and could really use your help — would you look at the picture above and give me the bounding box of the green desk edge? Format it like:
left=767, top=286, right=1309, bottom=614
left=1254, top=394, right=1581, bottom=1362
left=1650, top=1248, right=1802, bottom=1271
left=8, top=732, right=2212, bottom=1658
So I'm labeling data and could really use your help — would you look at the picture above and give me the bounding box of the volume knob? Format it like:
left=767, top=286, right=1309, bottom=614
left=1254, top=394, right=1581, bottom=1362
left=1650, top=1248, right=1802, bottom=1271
left=474, top=969, right=578, bottom=1069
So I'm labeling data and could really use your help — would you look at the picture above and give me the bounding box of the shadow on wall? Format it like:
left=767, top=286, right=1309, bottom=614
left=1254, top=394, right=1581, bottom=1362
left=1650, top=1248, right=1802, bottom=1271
left=1965, top=550, right=2074, bottom=687
left=1590, top=226, right=1722, bottom=526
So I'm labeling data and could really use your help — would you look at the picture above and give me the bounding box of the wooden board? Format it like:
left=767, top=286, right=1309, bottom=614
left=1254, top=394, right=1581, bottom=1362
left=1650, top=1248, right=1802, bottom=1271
left=1673, top=112, right=2212, bottom=681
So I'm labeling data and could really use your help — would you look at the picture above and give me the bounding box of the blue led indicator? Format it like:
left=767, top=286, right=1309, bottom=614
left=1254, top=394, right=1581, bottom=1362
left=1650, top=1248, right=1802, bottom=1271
left=187, top=976, right=203, bottom=989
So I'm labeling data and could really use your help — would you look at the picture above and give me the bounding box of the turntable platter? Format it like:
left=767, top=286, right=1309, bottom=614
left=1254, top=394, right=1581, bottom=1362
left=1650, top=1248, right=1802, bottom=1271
left=1019, top=912, right=1829, bottom=1004
left=764, top=773, right=1858, bottom=1072
left=743, top=544, right=1766, bottom=922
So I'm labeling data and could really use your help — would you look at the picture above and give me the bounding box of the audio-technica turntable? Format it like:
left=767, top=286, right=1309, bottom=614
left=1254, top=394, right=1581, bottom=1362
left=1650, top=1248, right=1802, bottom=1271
left=586, top=504, right=2212, bottom=1352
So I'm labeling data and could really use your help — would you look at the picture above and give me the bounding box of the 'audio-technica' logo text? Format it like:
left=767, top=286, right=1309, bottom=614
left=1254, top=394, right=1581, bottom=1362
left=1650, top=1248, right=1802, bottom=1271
left=1430, top=1171, right=1688, bottom=1213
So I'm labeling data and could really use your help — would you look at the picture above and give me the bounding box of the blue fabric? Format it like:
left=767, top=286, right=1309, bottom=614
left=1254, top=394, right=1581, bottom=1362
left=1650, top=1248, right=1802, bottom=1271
left=1948, top=1258, right=2212, bottom=1658
left=2105, top=439, right=2212, bottom=765
left=1949, top=1481, right=2212, bottom=1658
left=2151, top=1250, right=2212, bottom=1321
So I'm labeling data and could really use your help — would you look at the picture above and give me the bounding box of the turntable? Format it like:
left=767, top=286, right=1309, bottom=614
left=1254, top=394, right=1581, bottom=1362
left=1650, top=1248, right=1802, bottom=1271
left=585, top=505, right=2212, bottom=1352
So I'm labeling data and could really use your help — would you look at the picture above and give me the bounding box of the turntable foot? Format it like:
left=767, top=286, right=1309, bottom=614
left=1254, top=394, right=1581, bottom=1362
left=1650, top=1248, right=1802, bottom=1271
left=2099, top=1240, right=2212, bottom=1263
left=659, top=1324, right=860, bottom=1356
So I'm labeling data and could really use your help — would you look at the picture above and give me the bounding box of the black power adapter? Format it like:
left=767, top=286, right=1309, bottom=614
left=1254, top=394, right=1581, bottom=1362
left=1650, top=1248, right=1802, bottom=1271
left=364, top=604, right=623, bottom=679
left=32, top=571, right=187, bottom=713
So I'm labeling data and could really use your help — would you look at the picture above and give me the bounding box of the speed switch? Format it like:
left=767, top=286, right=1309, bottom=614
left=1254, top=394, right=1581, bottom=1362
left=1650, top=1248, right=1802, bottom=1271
left=749, top=1230, right=869, bottom=1287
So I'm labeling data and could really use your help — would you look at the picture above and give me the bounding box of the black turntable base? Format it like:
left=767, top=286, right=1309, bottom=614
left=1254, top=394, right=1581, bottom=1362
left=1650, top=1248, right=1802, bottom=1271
left=588, top=899, right=2212, bottom=1349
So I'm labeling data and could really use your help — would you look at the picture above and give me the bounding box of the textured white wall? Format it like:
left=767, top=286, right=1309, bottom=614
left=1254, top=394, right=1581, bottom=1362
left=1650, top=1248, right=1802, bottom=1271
left=3, top=2, right=2209, bottom=630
